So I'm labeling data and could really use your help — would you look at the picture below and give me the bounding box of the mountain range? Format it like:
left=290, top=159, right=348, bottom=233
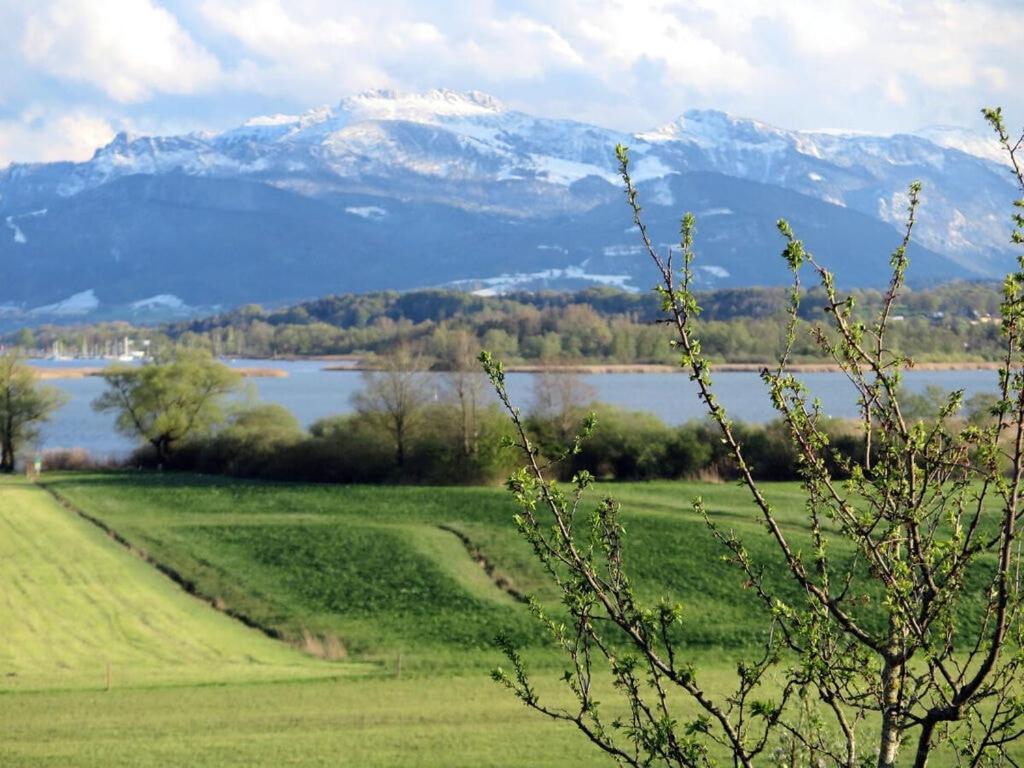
left=0, top=88, right=1019, bottom=324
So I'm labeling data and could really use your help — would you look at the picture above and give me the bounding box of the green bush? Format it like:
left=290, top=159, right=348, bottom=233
left=151, top=398, right=869, bottom=486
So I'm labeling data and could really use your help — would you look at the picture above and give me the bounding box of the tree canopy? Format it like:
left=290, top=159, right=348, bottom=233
left=351, top=347, right=429, bottom=467
left=93, top=349, right=241, bottom=464
left=0, top=353, right=65, bottom=472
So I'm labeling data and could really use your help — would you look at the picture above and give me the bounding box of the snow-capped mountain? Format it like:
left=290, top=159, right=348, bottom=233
left=913, top=125, right=1009, bottom=165
left=0, top=89, right=1018, bottom=322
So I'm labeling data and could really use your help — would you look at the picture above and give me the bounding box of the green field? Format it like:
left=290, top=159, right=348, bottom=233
left=31, top=473, right=815, bottom=671
left=0, top=472, right=1004, bottom=765
left=0, top=478, right=335, bottom=692
left=0, top=476, right=611, bottom=766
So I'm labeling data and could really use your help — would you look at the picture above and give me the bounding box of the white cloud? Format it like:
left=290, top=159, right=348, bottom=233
left=196, top=0, right=589, bottom=102
left=0, top=108, right=116, bottom=166
left=22, top=0, right=222, bottom=102
left=571, top=0, right=758, bottom=93
left=197, top=0, right=1022, bottom=135
left=199, top=0, right=362, bottom=54
left=198, top=0, right=394, bottom=97
left=883, top=77, right=908, bottom=107
left=456, top=15, right=584, bottom=80
left=0, top=0, right=1021, bottom=164
left=569, top=0, right=1024, bottom=132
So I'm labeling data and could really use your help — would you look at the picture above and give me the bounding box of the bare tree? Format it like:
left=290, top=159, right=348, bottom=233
left=531, top=368, right=597, bottom=445
left=353, top=347, right=429, bottom=467
left=436, top=328, right=488, bottom=459
left=482, top=108, right=1024, bottom=768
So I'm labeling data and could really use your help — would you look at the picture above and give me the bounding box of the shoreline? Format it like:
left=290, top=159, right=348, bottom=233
left=28, top=360, right=1005, bottom=379
left=29, top=366, right=289, bottom=380
left=324, top=361, right=1006, bottom=375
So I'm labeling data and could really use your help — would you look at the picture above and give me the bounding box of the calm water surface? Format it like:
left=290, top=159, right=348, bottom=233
left=33, top=359, right=1003, bottom=457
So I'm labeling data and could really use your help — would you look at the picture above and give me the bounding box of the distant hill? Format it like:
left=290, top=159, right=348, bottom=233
left=0, top=89, right=1018, bottom=324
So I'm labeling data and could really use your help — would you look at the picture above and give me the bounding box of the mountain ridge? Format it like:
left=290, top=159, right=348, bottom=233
left=0, top=89, right=1017, bottom=325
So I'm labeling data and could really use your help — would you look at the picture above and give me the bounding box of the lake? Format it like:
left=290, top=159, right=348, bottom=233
left=32, top=359, right=1003, bottom=457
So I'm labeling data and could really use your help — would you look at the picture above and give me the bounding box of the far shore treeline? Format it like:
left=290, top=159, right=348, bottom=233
left=3, top=280, right=1011, bottom=365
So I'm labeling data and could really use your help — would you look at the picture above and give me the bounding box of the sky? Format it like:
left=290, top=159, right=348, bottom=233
left=1, top=0, right=1022, bottom=166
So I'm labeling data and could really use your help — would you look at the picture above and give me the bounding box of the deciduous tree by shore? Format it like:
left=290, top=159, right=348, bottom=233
left=352, top=347, right=430, bottom=467
left=0, top=353, right=65, bottom=472
left=93, top=349, right=241, bottom=464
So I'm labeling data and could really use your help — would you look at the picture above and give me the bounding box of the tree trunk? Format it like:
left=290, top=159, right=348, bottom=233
left=458, top=384, right=477, bottom=460
left=878, top=658, right=904, bottom=768
left=912, top=720, right=936, bottom=768
left=0, top=435, right=13, bottom=473
left=153, top=437, right=170, bottom=467
left=1, top=390, right=12, bottom=472
left=460, top=389, right=471, bottom=459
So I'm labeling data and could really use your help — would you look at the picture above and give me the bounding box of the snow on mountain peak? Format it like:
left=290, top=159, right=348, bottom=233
left=913, top=125, right=1008, bottom=164
left=91, top=131, right=139, bottom=159
left=338, top=88, right=505, bottom=122
left=244, top=113, right=302, bottom=128
left=639, top=108, right=787, bottom=149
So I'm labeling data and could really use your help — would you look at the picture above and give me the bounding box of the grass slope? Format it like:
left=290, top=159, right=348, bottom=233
left=0, top=477, right=337, bottom=691
left=45, top=473, right=995, bottom=671
left=39, top=475, right=551, bottom=672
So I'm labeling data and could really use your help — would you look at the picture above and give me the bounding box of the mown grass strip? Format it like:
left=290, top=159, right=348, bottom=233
left=0, top=477, right=343, bottom=691
left=39, top=480, right=288, bottom=644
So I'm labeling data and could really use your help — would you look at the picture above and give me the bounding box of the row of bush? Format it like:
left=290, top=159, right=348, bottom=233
left=81, top=399, right=878, bottom=485
left=170, top=403, right=518, bottom=484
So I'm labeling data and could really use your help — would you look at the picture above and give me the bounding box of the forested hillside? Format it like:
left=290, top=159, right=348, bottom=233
left=13, top=282, right=1008, bottom=364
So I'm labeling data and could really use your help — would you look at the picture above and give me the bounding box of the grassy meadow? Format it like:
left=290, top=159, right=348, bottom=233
left=34, top=473, right=812, bottom=671
left=0, top=472, right=1009, bottom=765
left=0, top=478, right=333, bottom=691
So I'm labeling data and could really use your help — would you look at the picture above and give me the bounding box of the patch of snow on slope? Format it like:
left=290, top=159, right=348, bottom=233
left=246, top=114, right=301, bottom=127
left=531, top=155, right=618, bottom=185
left=877, top=191, right=912, bottom=224
left=345, top=205, right=387, bottom=220
left=30, top=289, right=99, bottom=316
left=4, top=208, right=46, bottom=244
left=698, top=265, right=730, bottom=279
left=131, top=294, right=189, bottom=311
left=603, top=245, right=646, bottom=257
left=946, top=209, right=972, bottom=250
left=915, top=126, right=1008, bottom=164
left=648, top=178, right=675, bottom=206
left=631, top=155, right=673, bottom=182
left=448, top=265, right=635, bottom=295
left=5, top=217, right=26, bottom=244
